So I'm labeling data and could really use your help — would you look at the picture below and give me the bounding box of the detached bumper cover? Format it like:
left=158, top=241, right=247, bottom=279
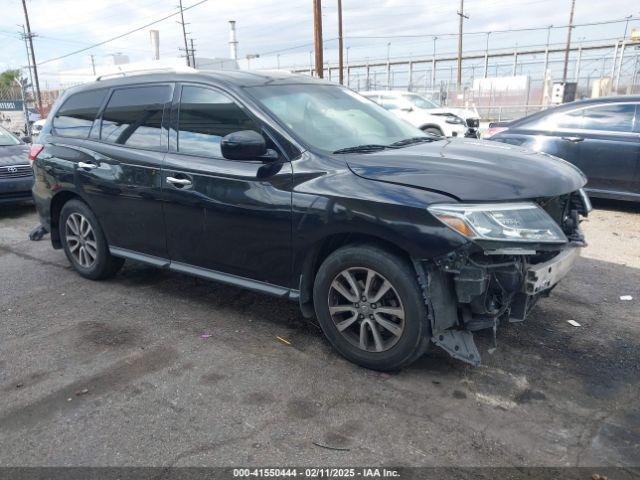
left=524, top=247, right=581, bottom=295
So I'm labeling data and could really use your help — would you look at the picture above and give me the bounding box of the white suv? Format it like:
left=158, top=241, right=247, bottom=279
left=361, top=91, right=480, bottom=138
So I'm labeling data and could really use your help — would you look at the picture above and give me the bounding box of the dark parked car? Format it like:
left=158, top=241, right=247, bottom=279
left=0, top=125, right=33, bottom=205
left=486, top=96, right=640, bottom=202
left=31, top=70, right=591, bottom=370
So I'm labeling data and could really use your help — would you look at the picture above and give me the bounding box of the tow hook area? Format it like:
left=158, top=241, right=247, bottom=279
left=413, top=258, right=482, bottom=366
left=28, top=224, right=48, bottom=241
left=432, top=330, right=480, bottom=366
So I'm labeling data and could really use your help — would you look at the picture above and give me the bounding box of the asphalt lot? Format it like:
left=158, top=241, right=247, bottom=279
left=0, top=200, right=638, bottom=467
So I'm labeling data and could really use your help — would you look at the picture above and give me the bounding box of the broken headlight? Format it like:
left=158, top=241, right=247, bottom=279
left=428, top=202, right=567, bottom=243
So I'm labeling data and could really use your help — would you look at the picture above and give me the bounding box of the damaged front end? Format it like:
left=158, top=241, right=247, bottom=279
left=417, top=189, right=591, bottom=365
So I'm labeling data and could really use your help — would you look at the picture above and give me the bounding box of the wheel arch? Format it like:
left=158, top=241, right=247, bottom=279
left=419, top=124, right=444, bottom=133
left=49, top=190, right=85, bottom=249
left=297, top=232, right=413, bottom=318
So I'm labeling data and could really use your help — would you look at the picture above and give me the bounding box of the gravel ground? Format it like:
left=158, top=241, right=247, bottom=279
left=0, top=200, right=638, bottom=467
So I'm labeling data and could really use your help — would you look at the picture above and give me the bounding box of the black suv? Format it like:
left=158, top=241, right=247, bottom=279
left=32, top=70, right=590, bottom=370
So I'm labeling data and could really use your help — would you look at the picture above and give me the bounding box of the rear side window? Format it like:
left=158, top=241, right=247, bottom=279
left=526, top=103, right=636, bottom=132
left=100, top=85, right=171, bottom=149
left=53, top=89, right=107, bottom=138
left=581, top=104, right=635, bottom=132
left=177, top=86, right=259, bottom=157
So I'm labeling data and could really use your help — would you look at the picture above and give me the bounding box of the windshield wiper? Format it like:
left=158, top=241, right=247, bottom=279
left=388, top=136, right=437, bottom=148
left=333, top=144, right=388, bottom=154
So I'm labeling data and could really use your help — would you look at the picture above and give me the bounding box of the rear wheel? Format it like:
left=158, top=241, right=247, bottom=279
left=313, top=245, right=430, bottom=371
left=60, top=199, right=124, bottom=280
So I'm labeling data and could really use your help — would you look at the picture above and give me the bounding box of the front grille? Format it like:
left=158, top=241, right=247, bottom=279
left=466, top=118, right=479, bottom=128
left=0, top=165, right=32, bottom=179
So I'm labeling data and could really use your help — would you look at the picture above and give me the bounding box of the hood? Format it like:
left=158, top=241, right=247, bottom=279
left=428, top=107, right=479, bottom=119
left=343, top=138, right=587, bottom=202
left=0, top=144, right=29, bottom=167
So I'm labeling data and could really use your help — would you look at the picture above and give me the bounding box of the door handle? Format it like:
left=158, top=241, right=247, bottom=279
left=166, top=176, right=192, bottom=187
left=561, top=136, right=584, bottom=143
left=78, top=161, right=98, bottom=169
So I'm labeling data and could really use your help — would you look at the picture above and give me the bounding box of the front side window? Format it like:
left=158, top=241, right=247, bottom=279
left=248, top=84, right=423, bottom=152
left=177, top=86, right=259, bottom=157
left=100, top=85, right=171, bottom=149
left=53, top=89, right=107, bottom=139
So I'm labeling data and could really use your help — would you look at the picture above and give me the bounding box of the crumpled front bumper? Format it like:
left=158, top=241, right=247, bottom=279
left=523, top=246, right=581, bottom=295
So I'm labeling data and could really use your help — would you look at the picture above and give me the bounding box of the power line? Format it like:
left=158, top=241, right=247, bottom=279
left=342, top=16, right=637, bottom=40
left=36, top=0, right=209, bottom=66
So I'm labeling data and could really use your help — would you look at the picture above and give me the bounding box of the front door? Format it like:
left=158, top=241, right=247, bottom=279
left=572, top=102, right=639, bottom=196
left=162, top=84, right=293, bottom=287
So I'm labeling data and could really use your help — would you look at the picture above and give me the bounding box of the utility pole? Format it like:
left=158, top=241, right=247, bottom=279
left=456, top=0, right=469, bottom=90
left=178, top=0, right=190, bottom=67
left=313, top=0, right=324, bottom=78
left=89, top=54, right=96, bottom=76
left=337, top=0, right=344, bottom=84
left=20, top=0, right=42, bottom=113
left=543, top=25, right=552, bottom=79
left=431, top=36, right=437, bottom=88
left=483, top=31, right=491, bottom=78
left=18, top=24, right=36, bottom=105
left=562, top=0, right=576, bottom=82
left=190, top=38, right=196, bottom=68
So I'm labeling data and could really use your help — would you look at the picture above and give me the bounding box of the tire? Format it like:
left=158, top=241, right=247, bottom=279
left=313, top=244, right=430, bottom=371
left=422, top=126, right=444, bottom=137
left=59, top=199, right=124, bottom=280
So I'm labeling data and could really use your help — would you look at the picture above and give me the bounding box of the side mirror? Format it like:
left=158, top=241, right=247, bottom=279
left=21, top=136, right=32, bottom=144
left=221, top=130, right=269, bottom=160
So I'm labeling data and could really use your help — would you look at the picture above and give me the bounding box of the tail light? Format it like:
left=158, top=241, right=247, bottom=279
left=28, top=144, right=44, bottom=164
left=485, top=126, right=508, bottom=139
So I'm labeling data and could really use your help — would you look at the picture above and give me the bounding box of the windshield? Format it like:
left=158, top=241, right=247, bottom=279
left=0, top=127, right=21, bottom=146
left=248, top=84, right=425, bottom=153
left=402, top=94, right=439, bottom=109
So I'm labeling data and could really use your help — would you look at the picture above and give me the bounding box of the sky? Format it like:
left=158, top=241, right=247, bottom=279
left=0, top=0, right=639, bottom=87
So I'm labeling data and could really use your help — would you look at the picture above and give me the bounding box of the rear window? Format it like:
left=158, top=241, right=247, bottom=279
left=52, top=89, right=107, bottom=139
left=100, top=85, right=172, bottom=149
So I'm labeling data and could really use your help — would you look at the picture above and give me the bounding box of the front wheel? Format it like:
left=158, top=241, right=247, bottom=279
left=313, top=245, right=430, bottom=371
left=60, top=199, right=124, bottom=280
left=422, top=126, right=444, bottom=137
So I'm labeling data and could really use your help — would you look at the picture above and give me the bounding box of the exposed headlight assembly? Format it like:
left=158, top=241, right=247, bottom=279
left=428, top=202, right=567, bottom=243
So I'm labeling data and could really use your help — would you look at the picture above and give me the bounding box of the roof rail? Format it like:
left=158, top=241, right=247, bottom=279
left=96, top=66, right=197, bottom=81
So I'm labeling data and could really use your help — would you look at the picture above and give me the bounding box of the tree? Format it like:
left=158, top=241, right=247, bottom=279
left=0, top=69, right=21, bottom=88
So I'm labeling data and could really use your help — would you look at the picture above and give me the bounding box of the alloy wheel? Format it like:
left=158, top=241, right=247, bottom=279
left=65, top=212, right=98, bottom=268
left=328, top=267, right=405, bottom=352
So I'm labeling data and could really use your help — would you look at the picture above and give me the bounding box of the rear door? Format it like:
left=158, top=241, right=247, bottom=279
left=76, top=84, right=173, bottom=258
left=161, top=83, right=293, bottom=287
